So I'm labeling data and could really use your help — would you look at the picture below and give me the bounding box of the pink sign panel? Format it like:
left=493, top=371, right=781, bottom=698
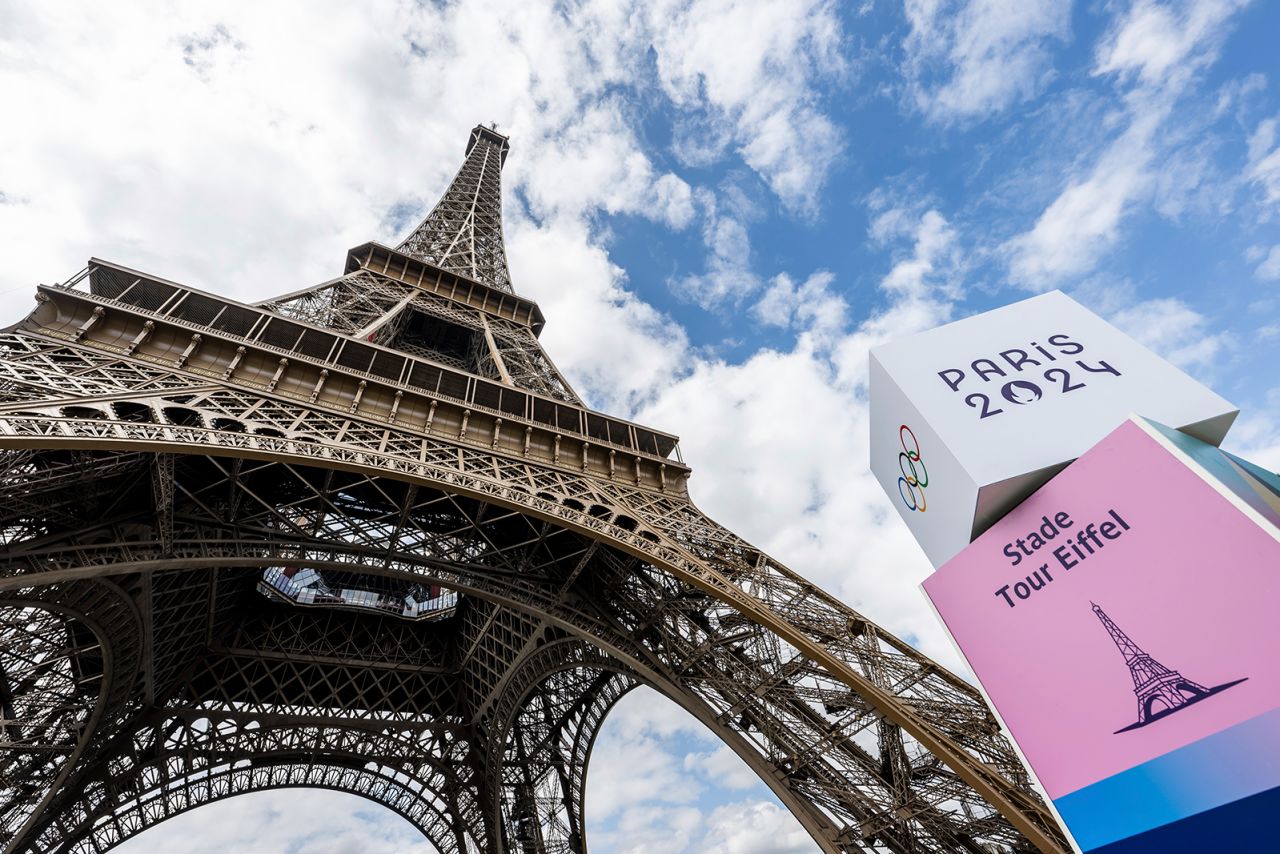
left=923, top=418, right=1280, bottom=800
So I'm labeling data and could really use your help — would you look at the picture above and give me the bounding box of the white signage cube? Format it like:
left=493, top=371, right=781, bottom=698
left=869, top=290, right=1237, bottom=567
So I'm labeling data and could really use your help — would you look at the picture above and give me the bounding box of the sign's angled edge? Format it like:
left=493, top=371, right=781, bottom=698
left=917, top=581, right=1086, bottom=854
left=1130, top=414, right=1280, bottom=546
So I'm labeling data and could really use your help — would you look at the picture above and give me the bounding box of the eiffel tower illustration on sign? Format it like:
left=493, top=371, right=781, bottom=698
left=1092, top=603, right=1247, bottom=734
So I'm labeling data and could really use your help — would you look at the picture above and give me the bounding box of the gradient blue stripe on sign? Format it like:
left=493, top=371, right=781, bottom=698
left=1087, top=783, right=1280, bottom=854
left=1053, top=705, right=1280, bottom=851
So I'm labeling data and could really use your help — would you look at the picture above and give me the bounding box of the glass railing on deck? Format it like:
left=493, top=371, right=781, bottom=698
left=258, top=566, right=458, bottom=620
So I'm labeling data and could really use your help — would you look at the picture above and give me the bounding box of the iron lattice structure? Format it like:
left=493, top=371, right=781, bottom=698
left=0, top=126, right=1070, bottom=854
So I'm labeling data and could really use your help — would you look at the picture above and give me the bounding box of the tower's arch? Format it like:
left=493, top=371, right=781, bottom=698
left=101, top=789, right=455, bottom=854
left=2, top=446, right=1056, bottom=853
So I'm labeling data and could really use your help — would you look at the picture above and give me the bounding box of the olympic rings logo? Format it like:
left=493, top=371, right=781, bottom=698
left=897, top=424, right=928, bottom=512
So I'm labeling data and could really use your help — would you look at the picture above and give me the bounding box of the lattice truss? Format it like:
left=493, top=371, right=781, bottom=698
left=397, top=126, right=514, bottom=293
left=0, top=334, right=1065, bottom=854
left=260, top=270, right=579, bottom=404
left=0, top=125, right=1069, bottom=854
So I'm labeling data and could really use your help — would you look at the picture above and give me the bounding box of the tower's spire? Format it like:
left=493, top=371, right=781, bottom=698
left=1091, top=602, right=1147, bottom=671
left=399, top=124, right=514, bottom=293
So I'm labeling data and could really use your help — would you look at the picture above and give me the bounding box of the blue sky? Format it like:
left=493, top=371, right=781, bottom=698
left=2, top=1, right=1278, bottom=852
left=601, top=0, right=1280, bottom=404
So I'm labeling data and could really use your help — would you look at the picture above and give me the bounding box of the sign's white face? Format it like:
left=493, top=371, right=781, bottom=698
left=870, top=290, right=1237, bottom=567
left=869, top=355, right=979, bottom=568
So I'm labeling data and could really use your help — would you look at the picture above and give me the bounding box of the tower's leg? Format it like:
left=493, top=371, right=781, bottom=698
left=0, top=579, right=141, bottom=854
left=487, top=642, right=635, bottom=854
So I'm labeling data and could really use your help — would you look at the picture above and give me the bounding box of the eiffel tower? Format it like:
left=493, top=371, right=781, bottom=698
left=1091, top=603, right=1244, bottom=733
left=0, top=125, right=1068, bottom=854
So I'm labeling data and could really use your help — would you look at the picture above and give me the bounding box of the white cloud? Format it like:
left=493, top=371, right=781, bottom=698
left=587, top=725, right=704, bottom=820
left=668, top=189, right=763, bottom=311
left=1254, top=245, right=1280, bottom=280
left=878, top=209, right=960, bottom=299
left=1002, top=0, right=1251, bottom=289
left=684, top=745, right=760, bottom=791
left=753, top=271, right=846, bottom=342
left=1108, top=296, right=1226, bottom=371
left=647, top=0, right=848, bottom=211
left=902, top=0, right=1071, bottom=122
left=1094, top=0, right=1250, bottom=88
left=697, top=801, right=816, bottom=854
left=585, top=690, right=813, bottom=854
left=518, top=101, right=695, bottom=229
left=654, top=173, right=699, bottom=229
left=593, top=803, right=705, bottom=854
left=837, top=204, right=963, bottom=380
left=1226, top=405, right=1280, bottom=472
left=1003, top=114, right=1159, bottom=288
left=508, top=215, right=690, bottom=414
left=1246, top=117, right=1280, bottom=209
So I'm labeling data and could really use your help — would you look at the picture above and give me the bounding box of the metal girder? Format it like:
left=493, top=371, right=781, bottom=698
left=398, top=126, right=515, bottom=293
left=0, top=125, right=1069, bottom=854
left=0, top=443, right=1064, bottom=853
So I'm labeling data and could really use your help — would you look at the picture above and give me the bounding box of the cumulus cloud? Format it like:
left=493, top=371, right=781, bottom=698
left=902, top=0, right=1071, bottom=122
left=508, top=215, right=690, bottom=414
left=875, top=208, right=960, bottom=300
left=517, top=102, right=696, bottom=228
left=668, top=189, right=763, bottom=311
left=753, top=271, right=846, bottom=343
left=647, top=0, right=848, bottom=211
left=832, top=204, right=961, bottom=383
left=587, top=720, right=705, bottom=820
left=1227, top=406, right=1280, bottom=472
left=684, top=745, right=761, bottom=791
